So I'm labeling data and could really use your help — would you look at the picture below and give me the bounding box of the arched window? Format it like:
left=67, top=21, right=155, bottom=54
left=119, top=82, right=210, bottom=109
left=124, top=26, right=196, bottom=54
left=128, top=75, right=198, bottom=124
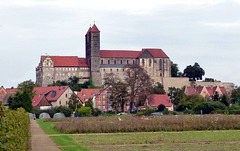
left=114, top=60, right=116, bottom=64
left=108, top=60, right=110, bottom=64
left=133, top=60, right=135, bottom=64
left=120, top=60, right=122, bottom=64
left=127, top=60, right=129, bottom=64
left=101, top=60, right=103, bottom=64
left=142, top=59, right=145, bottom=65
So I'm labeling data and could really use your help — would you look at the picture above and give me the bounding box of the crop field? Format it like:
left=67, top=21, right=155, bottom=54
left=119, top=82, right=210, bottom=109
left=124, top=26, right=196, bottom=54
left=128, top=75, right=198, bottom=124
left=37, top=115, right=240, bottom=151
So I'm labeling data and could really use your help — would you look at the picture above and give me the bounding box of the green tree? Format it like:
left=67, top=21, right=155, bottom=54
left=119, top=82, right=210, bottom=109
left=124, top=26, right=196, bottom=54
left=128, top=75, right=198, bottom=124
left=183, top=62, right=205, bottom=81
left=152, top=82, right=166, bottom=94
left=177, top=94, right=205, bottom=111
left=220, top=94, right=230, bottom=107
left=8, top=91, right=33, bottom=112
left=8, top=80, right=37, bottom=112
left=171, top=62, right=181, bottom=77
left=77, top=107, right=92, bottom=117
left=193, top=101, right=227, bottom=114
left=104, top=73, right=129, bottom=112
left=169, top=87, right=186, bottom=106
left=212, top=91, right=219, bottom=101
left=85, top=98, right=94, bottom=111
left=68, top=93, right=82, bottom=111
left=231, top=87, right=240, bottom=104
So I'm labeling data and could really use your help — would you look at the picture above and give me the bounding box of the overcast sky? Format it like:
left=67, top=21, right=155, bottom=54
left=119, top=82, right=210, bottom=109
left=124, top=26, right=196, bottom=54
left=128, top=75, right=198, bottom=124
left=0, top=0, right=239, bottom=88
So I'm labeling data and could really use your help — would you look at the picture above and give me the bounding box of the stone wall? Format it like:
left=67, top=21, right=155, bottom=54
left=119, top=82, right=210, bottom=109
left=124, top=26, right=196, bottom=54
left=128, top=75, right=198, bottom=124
left=162, top=77, right=190, bottom=92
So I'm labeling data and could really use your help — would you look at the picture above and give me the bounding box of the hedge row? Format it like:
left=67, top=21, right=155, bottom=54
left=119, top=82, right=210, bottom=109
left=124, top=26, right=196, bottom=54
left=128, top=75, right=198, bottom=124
left=0, top=104, right=30, bottom=151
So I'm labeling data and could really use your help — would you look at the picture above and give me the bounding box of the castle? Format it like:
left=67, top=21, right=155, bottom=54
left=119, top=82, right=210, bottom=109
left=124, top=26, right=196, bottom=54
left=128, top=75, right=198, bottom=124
left=36, top=24, right=171, bottom=87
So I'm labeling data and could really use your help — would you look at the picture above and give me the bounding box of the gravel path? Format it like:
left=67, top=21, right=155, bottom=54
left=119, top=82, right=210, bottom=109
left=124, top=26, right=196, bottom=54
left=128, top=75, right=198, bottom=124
left=30, top=119, right=61, bottom=151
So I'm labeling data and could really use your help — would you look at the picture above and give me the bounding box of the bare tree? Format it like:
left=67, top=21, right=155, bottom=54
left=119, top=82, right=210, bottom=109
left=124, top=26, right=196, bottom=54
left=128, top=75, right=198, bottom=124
left=124, top=64, right=153, bottom=111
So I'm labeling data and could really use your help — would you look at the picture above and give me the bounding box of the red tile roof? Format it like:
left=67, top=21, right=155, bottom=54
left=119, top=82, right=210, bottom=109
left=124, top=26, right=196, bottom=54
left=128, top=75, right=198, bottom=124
left=185, top=87, right=197, bottom=95
left=86, top=27, right=92, bottom=35
left=100, top=49, right=169, bottom=59
left=6, top=88, right=18, bottom=93
left=148, top=95, right=173, bottom=107
left=33, top=86, right=69, bottom=103
left=90, top=24, right=100, bottom=32
left=77, top=88, right=102, bottom=103
left=100, top=50, right=140, bottom=58
left=41, top=56, right=89, bottom=67
left=140, top=49, right=169, bottom=58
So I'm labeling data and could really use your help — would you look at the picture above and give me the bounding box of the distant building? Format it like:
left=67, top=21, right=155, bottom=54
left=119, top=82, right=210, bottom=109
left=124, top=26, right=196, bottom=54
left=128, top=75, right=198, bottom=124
left=77, top=86, right=111, bottom=111
left=36, top=24, right=171, bottom=87
left=144, top=94, right=174, bottom=111
left=185, top=85, right=228, bottom=98
left=32, top=86, right=79, bottom=110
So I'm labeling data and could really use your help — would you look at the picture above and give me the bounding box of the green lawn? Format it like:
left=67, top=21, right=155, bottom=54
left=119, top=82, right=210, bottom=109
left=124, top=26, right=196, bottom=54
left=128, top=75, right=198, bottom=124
left=37, top=118, right=240, bottom=151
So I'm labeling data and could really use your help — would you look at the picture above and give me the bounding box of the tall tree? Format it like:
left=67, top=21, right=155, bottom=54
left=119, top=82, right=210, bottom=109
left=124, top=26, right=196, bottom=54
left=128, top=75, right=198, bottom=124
left=171, top=62, right=182, bottom=77
left=124, top=64, right=153, bottom=112
left=8, top=79, right=37, bottom=112
left=231, top=87, right=240, bottom=104
left=104, top=73, right=128, bottom=112
left=183, top=62, right=205, bottom=81
left=109, top=81, right=128, bottom=112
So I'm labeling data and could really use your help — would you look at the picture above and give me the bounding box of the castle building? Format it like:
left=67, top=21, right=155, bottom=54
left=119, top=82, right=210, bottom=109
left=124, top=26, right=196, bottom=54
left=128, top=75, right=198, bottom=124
left=36, top=24, right=171, bottom=87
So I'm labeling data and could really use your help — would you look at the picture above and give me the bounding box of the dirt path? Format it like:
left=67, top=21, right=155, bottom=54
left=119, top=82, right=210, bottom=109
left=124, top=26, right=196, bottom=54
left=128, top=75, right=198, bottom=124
left=30, top=119, right=61, bottom=151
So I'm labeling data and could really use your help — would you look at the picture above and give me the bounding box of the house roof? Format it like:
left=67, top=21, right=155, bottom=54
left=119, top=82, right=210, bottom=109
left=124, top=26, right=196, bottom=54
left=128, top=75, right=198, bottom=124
left=148, top=95, right=173, bottom=107
left=5, top=88, right=18, bottom=93
left=140, top=49, right=169, bottom=58
left=100, top=50, right=140, bottom=58
left=33, top=86, right=69, bottom=104
left=77, top=88, right=102, bottom=103
left=39, top=56, right=89, bottom=68
left=186, top=86, right=228, bottom=97
left=90, top=24, right=100, bottom=32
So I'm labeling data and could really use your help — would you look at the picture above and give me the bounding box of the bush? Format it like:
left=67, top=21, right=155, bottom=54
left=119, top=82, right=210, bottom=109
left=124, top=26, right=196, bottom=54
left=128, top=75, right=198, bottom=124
left=193, top=101, right=227, bottom=114
left=143, top=107, right=156, bottom=115
left=77, top=107, right=92, bottom=117
left=0, top=104, right=29, bottom=150
left=92, top=108, right=102, bottom=116
left=162, top=108, right=169, bottom=115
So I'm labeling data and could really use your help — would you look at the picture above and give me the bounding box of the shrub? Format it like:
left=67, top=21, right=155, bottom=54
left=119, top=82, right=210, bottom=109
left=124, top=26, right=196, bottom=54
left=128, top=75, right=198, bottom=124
left=162, top=108, right=169, bottom=115
left=92, top=108, right=102, bottom=116
left=77, top=107, right=92, bottom=117
left=193, top=101, right=227, bottom=114
left=0, top=104, right=29, bottom=150
left=143, top=107, right=156, bottom=115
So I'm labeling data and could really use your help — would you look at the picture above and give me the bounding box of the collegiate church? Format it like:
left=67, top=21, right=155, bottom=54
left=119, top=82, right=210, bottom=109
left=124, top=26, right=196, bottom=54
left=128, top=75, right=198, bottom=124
left=36, top=24, right=171, bottom=87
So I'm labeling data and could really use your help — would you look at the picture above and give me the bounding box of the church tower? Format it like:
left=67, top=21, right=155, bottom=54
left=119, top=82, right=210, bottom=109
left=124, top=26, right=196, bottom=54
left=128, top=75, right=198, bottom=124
left=85, top=24, right=102, bottom=86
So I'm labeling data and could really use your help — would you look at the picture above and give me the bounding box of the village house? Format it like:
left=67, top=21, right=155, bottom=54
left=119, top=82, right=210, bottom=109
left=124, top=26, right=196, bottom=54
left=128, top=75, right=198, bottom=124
left=77, top=86, right=111, bottom=111
left=32, top=86, right=80, bottom=110
left=143, top=94, right=174, bottom=111
left=185, top=85, right=228, bottom=98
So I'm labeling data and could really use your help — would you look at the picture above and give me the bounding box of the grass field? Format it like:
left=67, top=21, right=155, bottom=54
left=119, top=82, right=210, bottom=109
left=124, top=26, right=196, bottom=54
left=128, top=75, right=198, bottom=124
left=37, top=118, right=240, bottom=151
